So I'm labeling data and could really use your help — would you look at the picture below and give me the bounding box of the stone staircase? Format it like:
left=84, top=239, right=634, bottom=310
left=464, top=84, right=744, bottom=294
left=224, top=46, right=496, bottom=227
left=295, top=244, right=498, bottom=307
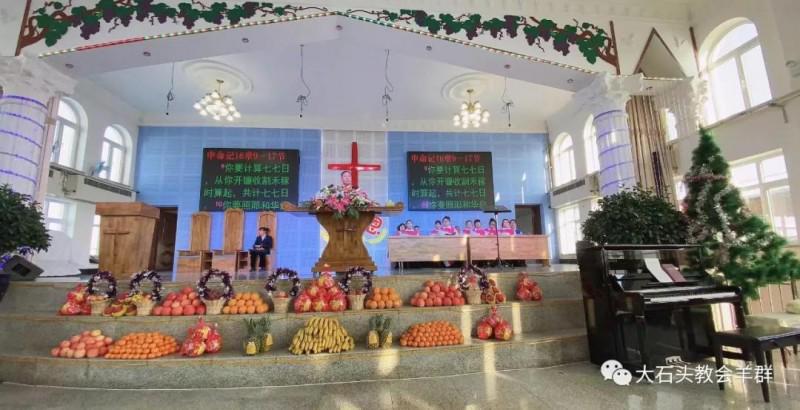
left=0, top=270, right=588, bottom=388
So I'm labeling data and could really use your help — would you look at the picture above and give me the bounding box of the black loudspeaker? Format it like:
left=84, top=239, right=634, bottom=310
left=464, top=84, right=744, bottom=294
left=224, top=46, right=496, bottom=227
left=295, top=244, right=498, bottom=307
left=2, top=256, right=44, bottom=281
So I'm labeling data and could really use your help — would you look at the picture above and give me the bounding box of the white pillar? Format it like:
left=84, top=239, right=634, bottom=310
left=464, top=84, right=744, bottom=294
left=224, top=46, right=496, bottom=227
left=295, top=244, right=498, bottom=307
left=0, top=56, right=75, bottom=199
left=575, top=73, right=643, bottom=196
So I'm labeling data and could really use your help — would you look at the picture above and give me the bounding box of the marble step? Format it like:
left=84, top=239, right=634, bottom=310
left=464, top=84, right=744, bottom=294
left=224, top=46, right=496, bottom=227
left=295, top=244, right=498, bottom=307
left=0, top=299, right=585, bottom=353
left=0, top=270, right=581, bottom=314
left=0, top=328, right=588, bottom=389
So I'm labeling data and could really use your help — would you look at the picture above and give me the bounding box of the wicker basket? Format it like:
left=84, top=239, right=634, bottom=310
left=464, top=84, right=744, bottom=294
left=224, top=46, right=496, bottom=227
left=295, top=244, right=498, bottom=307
left=272, top=297, right=290, bottom=314
left=465, top=288, right=483, bottom=305
left=204, top=298, right=227, bottom=315
left=347, top=294, right=366, bottom=311
left=134, top=299, right=156, bottom=316
left=89, top=299, right=109, bottom=316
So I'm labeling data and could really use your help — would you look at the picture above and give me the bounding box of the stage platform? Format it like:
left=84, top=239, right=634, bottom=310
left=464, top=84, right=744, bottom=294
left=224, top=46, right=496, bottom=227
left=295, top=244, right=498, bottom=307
left=0, top=269, right=587, bottom=388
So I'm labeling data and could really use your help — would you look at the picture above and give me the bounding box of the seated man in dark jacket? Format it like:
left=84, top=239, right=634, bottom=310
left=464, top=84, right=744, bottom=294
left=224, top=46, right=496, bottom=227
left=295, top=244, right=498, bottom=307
left=250, top=227, right=273, bottom=272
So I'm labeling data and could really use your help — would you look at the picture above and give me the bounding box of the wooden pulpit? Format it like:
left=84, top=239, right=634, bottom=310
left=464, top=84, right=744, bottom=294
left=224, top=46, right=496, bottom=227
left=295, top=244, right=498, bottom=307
left=257, top=211, right=277, bottom=271
left=95, top=202, right=160, bottom=279
left=212, top=208, right=248, bottom=273
left=176, top=212, right=213, bottom=278
left=281, top=202, right=403, bottom=272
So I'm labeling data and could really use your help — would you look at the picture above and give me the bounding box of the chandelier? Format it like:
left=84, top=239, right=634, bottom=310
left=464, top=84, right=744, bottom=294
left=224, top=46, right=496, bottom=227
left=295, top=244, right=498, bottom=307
left=453, top=89, right=489, bottom=128
left=193, top=79, right=241, bottom=121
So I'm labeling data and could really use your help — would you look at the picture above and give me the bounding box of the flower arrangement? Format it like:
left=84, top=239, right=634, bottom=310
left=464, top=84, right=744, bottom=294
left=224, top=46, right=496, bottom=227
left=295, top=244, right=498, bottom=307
left=307, top=185, right=378, bottom=219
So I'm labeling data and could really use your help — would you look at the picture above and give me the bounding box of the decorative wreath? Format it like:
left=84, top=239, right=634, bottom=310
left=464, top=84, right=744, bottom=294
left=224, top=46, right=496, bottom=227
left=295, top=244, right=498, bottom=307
left=457, top=264, right=489, bottom=291
left=264, top=268, right=301, bottom=297
left=340, top=266, right=374, bottom=295
left=128, top=270, right=163, bottom=301
left=197, top=269, right=234, bottom=300
left=87, top=271, right=117, bottom=298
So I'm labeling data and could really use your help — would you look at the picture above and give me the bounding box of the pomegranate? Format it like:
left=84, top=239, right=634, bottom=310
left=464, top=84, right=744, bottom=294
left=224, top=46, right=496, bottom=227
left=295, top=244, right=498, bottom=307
left=477, top=322, right=494, bottom=340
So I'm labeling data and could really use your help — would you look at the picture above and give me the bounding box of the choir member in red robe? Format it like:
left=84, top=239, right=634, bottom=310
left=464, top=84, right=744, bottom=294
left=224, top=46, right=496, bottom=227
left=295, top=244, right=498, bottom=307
left=431, top=220, right=443, bottom=236
left=440, top=216, right=458, bottom=236
left=472, top=220, right=486, bottom=236
left=500, top=219, right=515, bottom=236
left=462, top=220, right=474, bottom=235
left=486, top=218, right=498, bottom=236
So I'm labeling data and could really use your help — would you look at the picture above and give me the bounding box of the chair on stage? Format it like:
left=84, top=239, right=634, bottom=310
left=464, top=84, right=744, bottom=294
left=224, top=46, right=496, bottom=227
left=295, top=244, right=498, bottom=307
left=211, top=208, right=249, bottom=273
left=257, top=211, right=277, bottom=272
left=176, top=212, right=213, bottom=278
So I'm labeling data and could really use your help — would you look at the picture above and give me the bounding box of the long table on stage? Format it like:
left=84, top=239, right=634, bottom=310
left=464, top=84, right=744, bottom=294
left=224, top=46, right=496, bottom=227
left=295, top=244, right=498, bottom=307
left=388, top=235, right=550, bottom=266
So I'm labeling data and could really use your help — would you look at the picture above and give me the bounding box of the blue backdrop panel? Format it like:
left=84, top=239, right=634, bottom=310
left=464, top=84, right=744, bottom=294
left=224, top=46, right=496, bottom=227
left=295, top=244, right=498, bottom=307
left=136, top=126, right=321, bottom=277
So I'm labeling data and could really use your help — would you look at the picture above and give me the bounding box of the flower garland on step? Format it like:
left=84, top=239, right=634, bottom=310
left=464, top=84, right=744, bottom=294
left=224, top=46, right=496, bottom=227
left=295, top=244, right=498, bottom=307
left=128, top=270, right=163, bottom=301
left=339, top=266, right=373, bottom=295
left=197, top=269, right=233, bottom=300
left=457, top=264, right=488, bottom=291
left=264, top=267, right=301, bottom=297
left=87, top=271, right=117, bottom=298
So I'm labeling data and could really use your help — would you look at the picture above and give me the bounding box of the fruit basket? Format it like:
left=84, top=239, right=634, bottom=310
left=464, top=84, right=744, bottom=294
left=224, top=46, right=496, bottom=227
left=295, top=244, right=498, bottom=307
left=203, top=298, right=227, bottom=315
left=88, top=297, right=110, bottom=316
left=271, top=293, right=290, bottom=313
left=465, top=288, right=482, bottom=305
left=347, top=293, right=365, bottom=311
left=133, top=298, right=156, bottom=316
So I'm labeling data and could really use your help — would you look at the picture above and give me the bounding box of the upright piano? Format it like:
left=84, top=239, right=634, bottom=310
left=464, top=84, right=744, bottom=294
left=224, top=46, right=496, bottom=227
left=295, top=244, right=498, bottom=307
left=577, top=244, right=744, bottom=369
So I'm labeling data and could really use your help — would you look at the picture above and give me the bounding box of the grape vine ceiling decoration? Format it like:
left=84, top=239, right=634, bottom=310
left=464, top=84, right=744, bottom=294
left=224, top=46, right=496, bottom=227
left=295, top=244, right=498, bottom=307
left=20, top=1, right=617, bottom=69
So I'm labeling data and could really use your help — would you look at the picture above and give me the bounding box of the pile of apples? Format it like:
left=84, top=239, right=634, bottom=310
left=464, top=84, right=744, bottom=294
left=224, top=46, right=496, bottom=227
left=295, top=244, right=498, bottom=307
left=50, top=329, right=112, bottom=359
left=409, top=280, right=465, bottom=308
left=152, top=287, right=207, bottom=316
left=293, top=272, right=347, bottom=313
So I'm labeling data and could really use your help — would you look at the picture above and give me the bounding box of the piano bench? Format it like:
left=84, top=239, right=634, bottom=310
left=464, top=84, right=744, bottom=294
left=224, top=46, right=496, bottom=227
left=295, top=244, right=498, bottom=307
left=712, top=326, right=800, bottom=403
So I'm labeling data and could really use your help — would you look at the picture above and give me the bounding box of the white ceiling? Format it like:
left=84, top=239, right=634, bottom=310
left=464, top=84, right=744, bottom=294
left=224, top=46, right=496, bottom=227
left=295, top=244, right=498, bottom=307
left=55, top=15, right=585, bottom=132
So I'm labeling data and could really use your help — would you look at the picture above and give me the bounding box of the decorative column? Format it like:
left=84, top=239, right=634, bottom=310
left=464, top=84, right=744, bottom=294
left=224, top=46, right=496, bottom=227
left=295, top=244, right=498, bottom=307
left=0, top=56, right=75, bottom=199
left=576, top=73, right=643, bottom=196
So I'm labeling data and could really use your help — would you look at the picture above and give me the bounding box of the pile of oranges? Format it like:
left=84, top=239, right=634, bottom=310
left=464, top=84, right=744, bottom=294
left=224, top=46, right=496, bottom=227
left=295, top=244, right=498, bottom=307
left=223, top=292, right=269, bottom=315
left=105, top=332, right=178, bottom=360
left=365, top=287, right=403, bottom=309
left=399, top=321, right=464, bottom=348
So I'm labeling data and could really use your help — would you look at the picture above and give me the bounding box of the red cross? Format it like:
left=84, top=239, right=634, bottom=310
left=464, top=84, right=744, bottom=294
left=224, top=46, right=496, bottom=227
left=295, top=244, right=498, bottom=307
left=327, top=141, right=381, bottom=188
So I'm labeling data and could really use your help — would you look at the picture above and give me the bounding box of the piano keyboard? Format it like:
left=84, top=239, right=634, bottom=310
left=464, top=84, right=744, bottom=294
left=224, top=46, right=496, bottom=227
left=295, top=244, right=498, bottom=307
left=646, top=292, right=738, bottom=304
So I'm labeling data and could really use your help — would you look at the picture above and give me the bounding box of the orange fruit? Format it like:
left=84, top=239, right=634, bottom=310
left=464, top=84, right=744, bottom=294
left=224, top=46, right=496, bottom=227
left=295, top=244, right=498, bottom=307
left=246, top=305, right=256, bottom=314
left=230, top=306, right=239, bottom=314
left=381, top=288, right=389, bottom=295
left=222, top=306, right=230, bottom=314
left=377, top=300, right=386, bottom=309
left=256, top=305, right=267, bottom=314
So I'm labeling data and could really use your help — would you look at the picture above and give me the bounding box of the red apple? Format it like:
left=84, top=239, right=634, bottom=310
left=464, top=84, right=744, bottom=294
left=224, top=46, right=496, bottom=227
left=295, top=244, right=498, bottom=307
left=432, top=284, right=441, bottom=293
left=306, top=285, right=320, bottom=298
left=191, top=299, right=200, bottom=307
left=70, top=335, right=80, bottom=343
left=417, top=299, right=426, bottom=307
left=161, top=307, right=171, bottom=316
left=188, top=291, right=198, bottom=300
left=183, top=305, right=196, bottom=316
left=182, top=287, right=193, bottom=295
left=153, top=306, right=163, bottom=316
left=196, top=305, right=206, bottom=315
left=98, top=346, right=108, bottom=356
left=443, top=297, right=452, bottom=306
left=180, top=299, right=191, bottom=306
left=50, top=347, right=61, bottom=357
left=171, top=301, right=181, bottom=309
left=86, top=348, right=99, bottom=358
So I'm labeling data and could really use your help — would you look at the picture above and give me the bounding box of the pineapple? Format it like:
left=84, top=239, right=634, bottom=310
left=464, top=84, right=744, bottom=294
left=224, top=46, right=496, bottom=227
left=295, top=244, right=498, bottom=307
left=380, top=316, right=393, bottom=348
left=243, top=318, right=259, bottom=355
left=367, top=315, right=381, bottom=349
left=259, top=316, right=273, bottom=353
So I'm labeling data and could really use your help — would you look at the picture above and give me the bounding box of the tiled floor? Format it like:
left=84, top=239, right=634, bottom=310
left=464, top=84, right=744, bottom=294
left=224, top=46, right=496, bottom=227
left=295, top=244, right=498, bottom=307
left=1, top=358, right=798, bottom=409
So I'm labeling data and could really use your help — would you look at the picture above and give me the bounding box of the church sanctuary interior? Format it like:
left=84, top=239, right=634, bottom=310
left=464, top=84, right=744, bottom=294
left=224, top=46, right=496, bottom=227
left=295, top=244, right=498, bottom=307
left=3, top=0, right=800, bottom=408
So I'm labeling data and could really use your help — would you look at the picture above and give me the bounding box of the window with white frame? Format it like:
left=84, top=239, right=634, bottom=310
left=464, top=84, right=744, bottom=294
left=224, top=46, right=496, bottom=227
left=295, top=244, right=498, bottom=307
left=50, top=99, right=82, bottom=168
left=99, top=126, right=128, bottom=184
left=663, top=109, right=679, bottom=141
left=557, top=205, right=582, bottom=256
left=730, top=152, right=796, bottom=241
left=703, top=21, right=772, bottom=123
left=553, top=133, right=576, bottom=187
left=89, top=214, right=101, bottom=257
left=44, top=199, right=70, bottom=233
left=584, top=116, right=600, bottom=174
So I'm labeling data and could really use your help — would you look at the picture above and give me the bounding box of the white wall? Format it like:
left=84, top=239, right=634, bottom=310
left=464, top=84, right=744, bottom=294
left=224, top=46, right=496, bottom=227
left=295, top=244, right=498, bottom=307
left=33, top=79, right=142, bottom=275
left=0, top=3, right=24, bottom=56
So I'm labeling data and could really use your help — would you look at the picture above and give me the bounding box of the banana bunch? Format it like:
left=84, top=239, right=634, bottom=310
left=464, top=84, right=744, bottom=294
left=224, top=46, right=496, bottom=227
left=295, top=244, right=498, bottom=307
left=289, top=317, right=355, bottom=355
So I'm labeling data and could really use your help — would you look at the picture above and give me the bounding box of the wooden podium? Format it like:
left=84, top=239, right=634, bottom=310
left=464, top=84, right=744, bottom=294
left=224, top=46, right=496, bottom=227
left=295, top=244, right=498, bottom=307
left=176, top=212, right=213, bottom=278
left=95, top=202, right=160, bottom=279
left=282, top=202, right=403, bottom=272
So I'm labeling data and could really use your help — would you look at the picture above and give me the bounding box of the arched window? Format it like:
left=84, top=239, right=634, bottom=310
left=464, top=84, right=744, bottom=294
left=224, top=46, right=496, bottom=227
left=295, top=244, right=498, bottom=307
left=703, top=20, right=771, bottom=122
left=51, top=99, right=82, bottom=168
left=99, top=126, right=128, bottom=184
left=583, top=116, right=599, bottom=174
left=552, top=133, right=576, bottom=186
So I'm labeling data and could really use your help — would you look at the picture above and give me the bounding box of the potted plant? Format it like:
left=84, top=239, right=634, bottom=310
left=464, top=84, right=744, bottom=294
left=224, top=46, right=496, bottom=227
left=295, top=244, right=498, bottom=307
left=0, top=184, right=50, bottom=268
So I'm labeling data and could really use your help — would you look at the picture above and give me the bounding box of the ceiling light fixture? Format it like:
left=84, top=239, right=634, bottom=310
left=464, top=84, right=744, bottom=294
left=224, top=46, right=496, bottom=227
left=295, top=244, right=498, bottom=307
left=501, top=65, right=514, bottom=128
left=296, top=44, right=311, bottom=118
left=453, top=89, right=489, bottom=129
left=193, top=79, right=240, bottom=121
left=381, top=49, right=394, bottom=125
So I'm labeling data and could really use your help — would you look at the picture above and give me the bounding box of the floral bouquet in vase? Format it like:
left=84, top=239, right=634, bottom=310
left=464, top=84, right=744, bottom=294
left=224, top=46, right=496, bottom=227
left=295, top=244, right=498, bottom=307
left=307, top=185, right=378, bottom=219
